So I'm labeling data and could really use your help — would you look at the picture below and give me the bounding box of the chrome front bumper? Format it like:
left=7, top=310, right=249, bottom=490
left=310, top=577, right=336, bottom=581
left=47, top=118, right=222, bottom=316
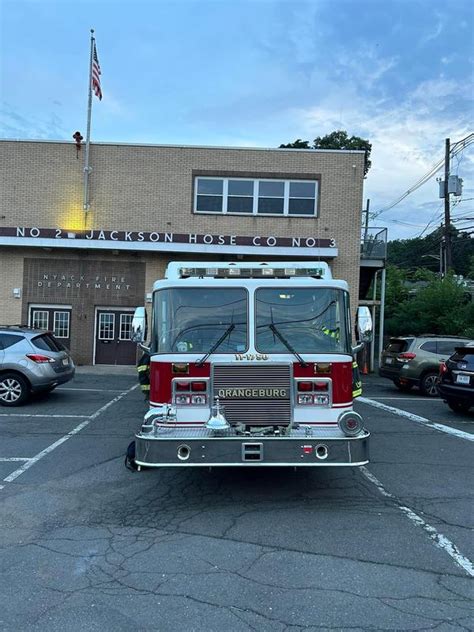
left=134, top=426, right=370, bottom=468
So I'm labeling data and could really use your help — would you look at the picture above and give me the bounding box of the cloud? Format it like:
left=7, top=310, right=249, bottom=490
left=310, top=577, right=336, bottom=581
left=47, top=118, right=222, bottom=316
left=294, top=75, right=473, bottom=239
left=0, top=102, right=68, bottom=140
left=419, top=14, right=444, bottom=46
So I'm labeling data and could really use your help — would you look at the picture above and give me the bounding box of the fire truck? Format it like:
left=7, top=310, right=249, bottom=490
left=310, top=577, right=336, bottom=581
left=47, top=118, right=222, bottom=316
left=131, top=261, right=372, bottom=469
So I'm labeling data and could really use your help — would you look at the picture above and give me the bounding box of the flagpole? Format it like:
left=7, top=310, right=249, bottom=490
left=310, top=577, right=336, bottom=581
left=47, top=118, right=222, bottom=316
left=83, top=29, right=95, bottom=212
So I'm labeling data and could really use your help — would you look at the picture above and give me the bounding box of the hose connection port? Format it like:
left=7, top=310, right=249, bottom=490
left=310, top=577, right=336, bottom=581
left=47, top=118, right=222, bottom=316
left=177, top=444, right=191, bottom=461
left=315, top=444, right=329, bottom=460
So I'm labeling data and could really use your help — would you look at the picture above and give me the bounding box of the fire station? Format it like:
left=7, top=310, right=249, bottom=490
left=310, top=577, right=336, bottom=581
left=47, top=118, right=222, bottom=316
left=0, top=139, right=386, bottom=365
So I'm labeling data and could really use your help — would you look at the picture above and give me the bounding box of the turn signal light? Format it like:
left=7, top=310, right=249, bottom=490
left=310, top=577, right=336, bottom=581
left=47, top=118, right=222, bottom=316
left=191, top=381, right=207, bottom=392
left=175, top=381, right=190, bottom=391
left=314, top=381, right=328, bottom=391
left=26, top=354, right=54, bottom=364
left=297, top=381, right=313, bottom=391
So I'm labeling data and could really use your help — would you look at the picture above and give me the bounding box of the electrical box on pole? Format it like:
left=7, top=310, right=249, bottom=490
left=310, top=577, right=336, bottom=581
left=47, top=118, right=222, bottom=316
left=439, top=175, right=463, bottom=197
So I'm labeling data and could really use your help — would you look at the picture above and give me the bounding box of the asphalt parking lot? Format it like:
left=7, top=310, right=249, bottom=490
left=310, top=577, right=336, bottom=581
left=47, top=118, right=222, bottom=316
left=0, top=369, right=472, bottom=631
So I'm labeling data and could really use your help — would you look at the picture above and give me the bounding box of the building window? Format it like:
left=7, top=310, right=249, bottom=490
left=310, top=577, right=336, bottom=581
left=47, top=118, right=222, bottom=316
left=98, top=313, right=115, bottom=340
left=53, top=311, right=70, bottom=339
left=228, top=180, right=254, bottom=213
left=119, top=313, right=133, bottom=340
left=258, top=181, right=285, bottom=214
left=289, top=181, right=317, bottom=216
left=196, top=178, right=223, bottom=213
left=31, top=310, right=49, bottom=330
left=194, top=177, right=318, bottom=217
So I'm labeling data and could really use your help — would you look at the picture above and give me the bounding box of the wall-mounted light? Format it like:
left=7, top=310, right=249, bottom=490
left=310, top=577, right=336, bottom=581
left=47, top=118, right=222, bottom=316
left=12, top=288, right=22, bottom=299
left=145, top=293, right=152, bottom=303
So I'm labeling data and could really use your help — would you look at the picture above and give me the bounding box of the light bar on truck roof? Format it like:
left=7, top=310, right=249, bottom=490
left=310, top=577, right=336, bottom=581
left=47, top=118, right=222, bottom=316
left=178, top=266, right=326, bottom=279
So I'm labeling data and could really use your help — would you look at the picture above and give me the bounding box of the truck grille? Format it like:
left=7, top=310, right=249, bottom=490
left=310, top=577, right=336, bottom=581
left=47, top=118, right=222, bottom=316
left=213, top=364, right=292, bottom=426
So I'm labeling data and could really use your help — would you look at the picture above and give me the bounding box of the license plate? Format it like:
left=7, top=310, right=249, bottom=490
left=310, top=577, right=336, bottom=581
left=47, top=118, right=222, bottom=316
left=62, top=358, right=69, bottom=366
left=456, top=374, right=470, bottom=385
left=385, top=357, right=393, bottom=365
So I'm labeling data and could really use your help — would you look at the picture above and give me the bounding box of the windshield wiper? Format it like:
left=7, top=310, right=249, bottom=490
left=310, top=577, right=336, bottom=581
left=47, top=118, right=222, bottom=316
left=196, top=324, right=235, bottom=366
left=268, top=323, right=308, bottom=367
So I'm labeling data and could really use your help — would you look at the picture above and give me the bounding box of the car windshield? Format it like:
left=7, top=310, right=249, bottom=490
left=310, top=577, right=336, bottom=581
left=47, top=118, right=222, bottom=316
left=154, top=287, right=248, bottom=353
left=255, top=287, right=350, bottom=354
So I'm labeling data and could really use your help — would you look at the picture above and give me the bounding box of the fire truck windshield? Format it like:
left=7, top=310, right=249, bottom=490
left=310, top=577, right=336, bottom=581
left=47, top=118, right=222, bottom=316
left=255, top=288, right=350, bottom=354
left=154, top=288, right=248, bottom=353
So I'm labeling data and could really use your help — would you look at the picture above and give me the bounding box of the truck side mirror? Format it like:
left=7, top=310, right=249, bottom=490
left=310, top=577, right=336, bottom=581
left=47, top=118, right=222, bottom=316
left=131, top=306, right=148, bottom=343
left=356, top=306, right=373, bottom=344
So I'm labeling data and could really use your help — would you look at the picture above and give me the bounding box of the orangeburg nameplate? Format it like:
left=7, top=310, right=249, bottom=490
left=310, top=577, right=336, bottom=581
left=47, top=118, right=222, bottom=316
left=217, top=388, right=289, bottom=399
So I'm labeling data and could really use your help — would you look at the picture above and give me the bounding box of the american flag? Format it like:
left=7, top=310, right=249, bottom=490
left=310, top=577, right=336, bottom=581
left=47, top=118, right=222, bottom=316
left=91, top=41, right=102, bottom=100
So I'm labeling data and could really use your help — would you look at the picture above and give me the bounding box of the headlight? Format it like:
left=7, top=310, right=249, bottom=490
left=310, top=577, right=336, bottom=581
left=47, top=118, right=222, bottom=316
left=338, top=411, right=364, bottom=437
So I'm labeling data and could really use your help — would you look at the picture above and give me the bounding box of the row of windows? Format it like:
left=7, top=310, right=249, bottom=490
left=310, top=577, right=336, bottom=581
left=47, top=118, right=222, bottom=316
left=29, top=310, right=134, bottom=341
left=98, top=312, right=133, bottom=341
left=194, top=177, right=319, bottom=217
left=31, top=310, right=70, bottom=339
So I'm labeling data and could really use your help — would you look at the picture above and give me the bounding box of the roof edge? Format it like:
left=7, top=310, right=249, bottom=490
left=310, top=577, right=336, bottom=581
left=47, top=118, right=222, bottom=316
left=0, top=138, right=367, bottom=155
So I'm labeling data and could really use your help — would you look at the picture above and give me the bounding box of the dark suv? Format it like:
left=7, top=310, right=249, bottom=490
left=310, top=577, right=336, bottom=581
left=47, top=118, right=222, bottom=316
left=379, top=335, right=472, bottom=396
left=438, top=343, right=474, bottom=413
left=0, top=326, right=75, bottom=406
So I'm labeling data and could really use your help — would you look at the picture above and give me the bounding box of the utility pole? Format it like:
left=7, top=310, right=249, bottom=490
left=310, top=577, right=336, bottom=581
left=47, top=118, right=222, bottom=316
left=444, top=138, right=452, bottom=271
left=363, top=199, right=370, bottom=237
left=363, top=198, right=370, bottom=252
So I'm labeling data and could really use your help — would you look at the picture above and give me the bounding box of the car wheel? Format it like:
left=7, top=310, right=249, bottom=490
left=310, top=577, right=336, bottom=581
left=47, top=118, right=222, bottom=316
left=420, top=372, right=439, bottom=397
left=0, top=373, right=30, bottom=406
left=447, top=399, right=471, bottom=414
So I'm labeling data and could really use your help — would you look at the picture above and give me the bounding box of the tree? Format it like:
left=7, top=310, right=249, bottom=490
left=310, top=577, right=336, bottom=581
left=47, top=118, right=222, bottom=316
left=387, top=226, right=474, bottom=276
left=280, top=129, right=372, bottom=175
left=384, top=270, right=473, bottom=337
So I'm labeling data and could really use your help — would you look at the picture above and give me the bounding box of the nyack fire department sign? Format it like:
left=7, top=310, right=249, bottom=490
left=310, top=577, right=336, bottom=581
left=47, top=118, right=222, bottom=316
left=0, top=227, right=338, bottom=257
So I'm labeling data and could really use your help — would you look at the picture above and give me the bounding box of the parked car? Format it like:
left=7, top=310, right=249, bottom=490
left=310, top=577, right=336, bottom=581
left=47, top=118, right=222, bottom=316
left=438, top=343, right=474, bottom=413
left=379, top=335, right=472, bottom=396
left=0, top=326, right=75, bottom=406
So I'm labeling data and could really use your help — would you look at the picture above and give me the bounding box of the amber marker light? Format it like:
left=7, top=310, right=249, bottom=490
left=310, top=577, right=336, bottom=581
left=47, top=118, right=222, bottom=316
left=172, top=363, right=189, bottom=374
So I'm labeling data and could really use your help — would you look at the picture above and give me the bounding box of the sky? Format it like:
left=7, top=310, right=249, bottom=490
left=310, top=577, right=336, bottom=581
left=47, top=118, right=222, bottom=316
left=1, top=0, right=473, bottom=242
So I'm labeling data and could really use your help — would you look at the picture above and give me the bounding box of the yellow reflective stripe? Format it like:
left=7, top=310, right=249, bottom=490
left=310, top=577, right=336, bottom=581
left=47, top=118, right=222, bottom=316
left=137, top=365, right=149, bottom=372
left=140, top=384, right=150, bottom=391
left=352, top=388, right=362, bottom=398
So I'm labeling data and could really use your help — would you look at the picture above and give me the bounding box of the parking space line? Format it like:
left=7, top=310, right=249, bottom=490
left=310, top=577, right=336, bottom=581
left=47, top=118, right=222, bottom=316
left=367, top=397, right=445, bottom=402
left=0, top=457, right=31, bottom=462
left=358, top=397, right=474, bottom=442
left=57, top=388, right=125, bottom=392
left=0, top=414, right=88, bottom=418
left=3, top=384, right=138, bottom=484
left=360, top=467, right=474, bottom=577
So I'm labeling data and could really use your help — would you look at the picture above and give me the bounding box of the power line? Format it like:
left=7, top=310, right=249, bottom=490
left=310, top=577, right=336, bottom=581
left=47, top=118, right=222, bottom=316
left=371, top=134, right=474, bottom=219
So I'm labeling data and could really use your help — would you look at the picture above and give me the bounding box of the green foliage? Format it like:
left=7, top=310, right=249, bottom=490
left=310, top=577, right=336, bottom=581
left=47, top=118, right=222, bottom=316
left=385, top=269, right=473, bottom=337
left=468, top=254, right=474, bottom=279
left=279, top=129, right=372, bottom=175
left=387, top=226, right=474, bottom=276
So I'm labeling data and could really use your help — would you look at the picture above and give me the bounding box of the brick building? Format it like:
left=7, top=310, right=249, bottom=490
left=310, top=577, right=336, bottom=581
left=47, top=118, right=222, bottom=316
left=0, top=139, right=373, bottom=365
